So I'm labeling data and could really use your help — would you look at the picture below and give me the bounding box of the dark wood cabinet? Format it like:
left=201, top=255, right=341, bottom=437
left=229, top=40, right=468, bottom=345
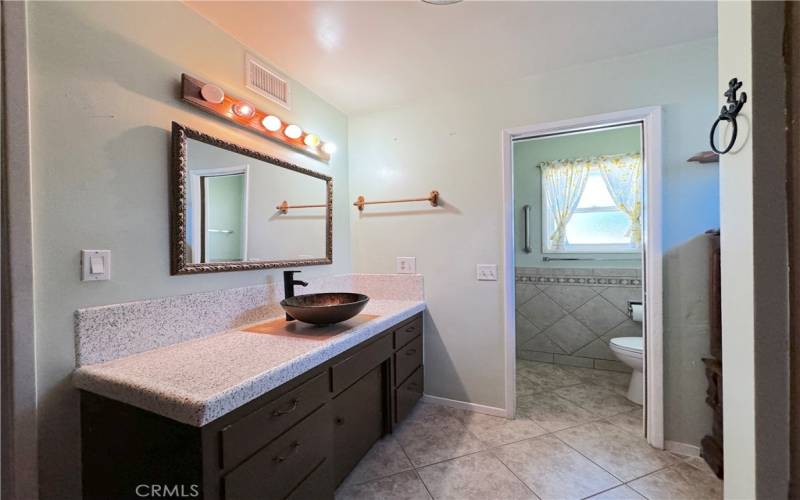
left=81, top=313, right=423, bottom=500
left=332, top=366, right=385, bottom=485
left=223, top=405, right=332, bottom=500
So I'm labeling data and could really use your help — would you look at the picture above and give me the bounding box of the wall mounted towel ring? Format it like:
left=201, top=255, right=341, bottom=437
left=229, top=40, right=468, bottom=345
left=710, top=78, right=747, bottom=155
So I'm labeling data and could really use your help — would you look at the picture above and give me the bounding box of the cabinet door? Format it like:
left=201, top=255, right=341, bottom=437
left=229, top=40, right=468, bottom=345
left=332, top=365, right=385, bottom=485
left=222, top=405, right=332, bottom=500
left=395, top=366, right=423, bottom=424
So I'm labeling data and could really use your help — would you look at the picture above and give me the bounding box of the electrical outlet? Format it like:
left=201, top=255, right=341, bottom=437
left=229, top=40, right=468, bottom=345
left=396, top=257, right=416, bottom=274
left=476, top=264, right=497, bottom=281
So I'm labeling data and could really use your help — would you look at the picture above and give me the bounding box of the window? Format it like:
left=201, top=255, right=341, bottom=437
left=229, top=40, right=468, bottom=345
left=542, top=167, right=640, bottom=253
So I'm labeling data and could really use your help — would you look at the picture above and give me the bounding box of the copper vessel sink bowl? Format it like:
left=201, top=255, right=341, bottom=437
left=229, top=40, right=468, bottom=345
left=280, top=293, right=370, bottom=325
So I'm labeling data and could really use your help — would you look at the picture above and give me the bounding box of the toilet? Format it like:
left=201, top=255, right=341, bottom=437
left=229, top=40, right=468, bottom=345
left=609, top=337, right=644, bottom=405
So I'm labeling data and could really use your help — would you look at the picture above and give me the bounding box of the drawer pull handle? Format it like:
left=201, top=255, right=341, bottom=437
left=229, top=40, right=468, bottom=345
left=405, top=326, right=416, bottom=333
left=405, top=348, right=417, bottom=356
left=272, top=398, right=299, bottom=416
left=273, top=441, right=300, bottom=463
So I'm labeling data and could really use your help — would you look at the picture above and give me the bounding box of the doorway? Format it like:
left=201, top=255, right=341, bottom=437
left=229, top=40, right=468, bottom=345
left=188, top=166, right=250, bottom=263
left=501, top=107, right=663, bottom=448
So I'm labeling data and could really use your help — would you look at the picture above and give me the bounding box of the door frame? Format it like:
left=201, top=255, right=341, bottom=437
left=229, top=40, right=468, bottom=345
left=501, top=106, right=664, bottom=448
left=188, top=165, right=250, bottom=263
left=1, top=1, right=40, bottom=497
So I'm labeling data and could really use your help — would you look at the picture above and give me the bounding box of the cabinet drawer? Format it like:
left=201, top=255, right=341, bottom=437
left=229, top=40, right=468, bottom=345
left=223, top=405, right=332, bottom=500
left=395, top=366, right=423, bottom=424
left=285, top=459, right=334, bottom=500
left=394, top=335, right=422, bottom=385
left=220, top=371, right=329, bottom=470
left=333, top=366, right=385, bottom=486
left=394, top=316, right=422, bottom=349
left=330, top=334, right=392, bottom=394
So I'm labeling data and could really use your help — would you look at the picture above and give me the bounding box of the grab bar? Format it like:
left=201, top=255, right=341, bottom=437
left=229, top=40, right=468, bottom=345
left=523, top=205, right=532, bottom=253
left=208, top=229, right=234, bottom=234
left=542, top=256, right=636, bottom=262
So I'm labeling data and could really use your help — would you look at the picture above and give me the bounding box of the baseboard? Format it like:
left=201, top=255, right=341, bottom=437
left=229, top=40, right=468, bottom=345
left=422, top=394, right=507, bottom=417
left=665, top=440, right=700, bottom=457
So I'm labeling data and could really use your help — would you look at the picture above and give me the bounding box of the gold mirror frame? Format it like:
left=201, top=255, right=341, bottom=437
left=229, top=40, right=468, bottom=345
left=170, top=122, right=333, bottom=275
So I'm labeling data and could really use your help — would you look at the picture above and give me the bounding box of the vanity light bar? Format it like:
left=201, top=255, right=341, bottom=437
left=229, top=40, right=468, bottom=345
left=180, top=74, right=334, bottom=163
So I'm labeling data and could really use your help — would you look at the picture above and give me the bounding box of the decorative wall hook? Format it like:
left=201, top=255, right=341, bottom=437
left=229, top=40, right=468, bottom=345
left=710, top=78, right=747, bottom=155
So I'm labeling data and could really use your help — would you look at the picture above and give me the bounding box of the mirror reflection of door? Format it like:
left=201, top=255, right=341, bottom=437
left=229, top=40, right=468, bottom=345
left=203, top=173, right=247, bottom=262
left=188, top=166, right=249, bottom=263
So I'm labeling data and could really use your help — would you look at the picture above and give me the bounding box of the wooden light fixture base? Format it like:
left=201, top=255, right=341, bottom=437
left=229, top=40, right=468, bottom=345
left=180, top=74, right=331, bottom=163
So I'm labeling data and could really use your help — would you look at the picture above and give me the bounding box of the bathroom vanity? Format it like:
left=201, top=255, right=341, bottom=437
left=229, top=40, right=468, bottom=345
left=77, top=306, right=424, bottom=500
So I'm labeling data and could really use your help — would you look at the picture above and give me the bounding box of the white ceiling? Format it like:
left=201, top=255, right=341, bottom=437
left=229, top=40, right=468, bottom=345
left=187, top=1, right=717, bottom=115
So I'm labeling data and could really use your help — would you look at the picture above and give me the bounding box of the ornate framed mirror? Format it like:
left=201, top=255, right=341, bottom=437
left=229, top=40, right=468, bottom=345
left=170, top=122, right=332, bottom=274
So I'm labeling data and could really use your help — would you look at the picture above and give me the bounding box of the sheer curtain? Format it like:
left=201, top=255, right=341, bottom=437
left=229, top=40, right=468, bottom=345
left=539, top=159, right=591, bottom=250
left=596, top=153, right=643, bottom=244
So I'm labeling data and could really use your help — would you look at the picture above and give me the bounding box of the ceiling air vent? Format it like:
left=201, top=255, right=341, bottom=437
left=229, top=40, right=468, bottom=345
left=245, top=54, right=291, bottom=109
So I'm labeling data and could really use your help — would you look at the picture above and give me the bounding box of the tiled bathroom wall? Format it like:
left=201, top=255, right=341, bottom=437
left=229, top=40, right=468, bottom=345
left=515, top=267, right=642, bottom=371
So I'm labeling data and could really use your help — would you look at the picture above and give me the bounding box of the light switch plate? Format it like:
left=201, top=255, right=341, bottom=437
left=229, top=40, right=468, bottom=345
left=396, top=257, right=416, bottom=274
left=81, top=250, right=111, bottom=281
left=477, top=264, right=497, bottom=281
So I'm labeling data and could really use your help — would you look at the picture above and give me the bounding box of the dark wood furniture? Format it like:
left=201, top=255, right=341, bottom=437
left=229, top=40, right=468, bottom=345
left=701, top=230, right=723, bottom=479
left=81, top=313, right=424, bottom=500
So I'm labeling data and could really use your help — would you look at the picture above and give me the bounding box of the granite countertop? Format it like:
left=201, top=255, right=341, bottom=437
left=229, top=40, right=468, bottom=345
left=73, top=299, right=425, bottom=426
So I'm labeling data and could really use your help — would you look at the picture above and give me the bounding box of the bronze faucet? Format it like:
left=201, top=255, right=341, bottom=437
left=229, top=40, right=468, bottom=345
left=283, top=270, right=308, bottom=321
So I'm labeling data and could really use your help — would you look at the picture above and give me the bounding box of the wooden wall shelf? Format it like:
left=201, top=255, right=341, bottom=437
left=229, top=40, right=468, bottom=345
left=688, top=151, right=720, bottom=164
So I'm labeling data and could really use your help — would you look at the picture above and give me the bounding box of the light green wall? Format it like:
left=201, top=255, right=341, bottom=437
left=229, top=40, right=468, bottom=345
left=513, top=125, right=642, bottom=268
left=350, top=38, right=720, bottom=444
left=27, top=2, right=349, bottom=497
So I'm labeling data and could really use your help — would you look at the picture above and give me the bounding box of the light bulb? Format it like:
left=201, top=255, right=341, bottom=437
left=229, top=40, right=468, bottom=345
left=232, top=101, right=255, bottom=118
left=284, top=124, right=302, bottom=139
left=200, top=84, right=224, bottom=104
left=261, top=115, right=282, bottom=132
left=304, top=134, right=320, bottom=147
left=322, top=142, right=337, bottom=155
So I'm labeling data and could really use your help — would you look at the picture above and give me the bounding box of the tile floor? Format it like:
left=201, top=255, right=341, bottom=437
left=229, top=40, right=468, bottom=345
left=335, top=360, right=723, bottom=500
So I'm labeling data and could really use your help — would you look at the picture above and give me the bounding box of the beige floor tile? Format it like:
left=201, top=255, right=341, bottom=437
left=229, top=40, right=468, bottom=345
left=517, top=374, right=544, bottom=399
left=340, top=434, right=414, bottom=487
left=561, top=366, right=632, bottom=396
left=555, top=421, right=680, bottom=481
left=587, top=485, right=646, bottom=499
left=449, top=408, right=548, bottom=447
left=493, top=435, right=620, bottom=500
left=394, top=403, right=486, bottom=467
left=683, top=455, right=722, bottom=478
left=553, top=384, right=639, bottom=417
left=517, top=392, right=596, bottom=432
left=417, top=451, right=538, bottom=500
left=335, top=470, right=432, bottom=500
left=517, top=360, right=583, bottom=392
left=628, top=461, right=723, bottom=500
left=605, top=409, right=643, bottom=437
